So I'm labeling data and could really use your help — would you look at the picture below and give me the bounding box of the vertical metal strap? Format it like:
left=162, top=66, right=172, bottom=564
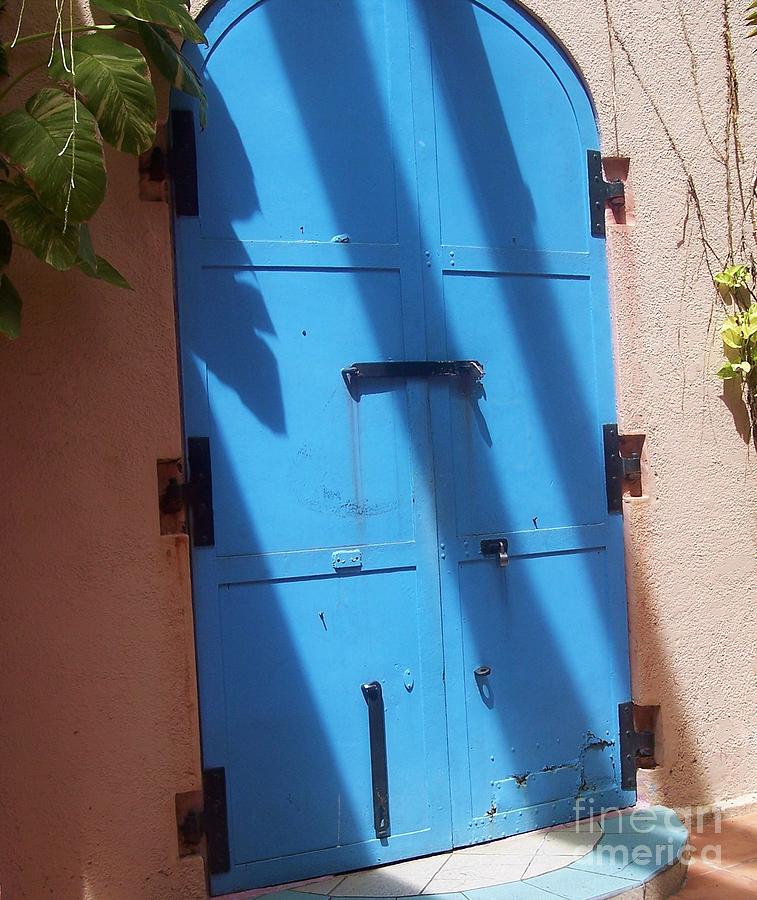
left=203, top=767, right=230, bottom=874
left=603, top=423, right=623, bottom=514
left=170, top=110, right=199, bottom=217
left=618, top=702, right=655, bottom=791
left=588, top=150, right=624, bottom=238
left=361, top=681, right=390, bottom=838
left=187, top=436, right=215, bottom=547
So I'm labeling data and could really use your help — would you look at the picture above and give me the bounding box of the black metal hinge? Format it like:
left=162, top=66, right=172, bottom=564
left=588, top=150, right=625, bottom=238
left=158, top=438, right=214, bottom=546
left=170, top=109, right=199, bottom=217
left=603, top=424, right=642, bottom=514
left=203, top=767, right=231, bottom=875
left=186, top=437, right=215, bottom=547
left=619, top=702, right=656, bottom=791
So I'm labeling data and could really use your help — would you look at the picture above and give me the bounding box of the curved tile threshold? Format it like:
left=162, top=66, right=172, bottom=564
left=285, top=807, right=688, bottom=900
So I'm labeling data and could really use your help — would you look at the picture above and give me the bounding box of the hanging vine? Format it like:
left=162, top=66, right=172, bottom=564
left=604, top=0, right=757, bottom=443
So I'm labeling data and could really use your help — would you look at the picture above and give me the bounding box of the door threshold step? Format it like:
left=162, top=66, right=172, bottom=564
left=223, top=806, right=688, bottom=900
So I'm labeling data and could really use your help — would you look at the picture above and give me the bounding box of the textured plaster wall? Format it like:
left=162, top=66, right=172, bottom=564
left=0, top=1, right=755, bottom=898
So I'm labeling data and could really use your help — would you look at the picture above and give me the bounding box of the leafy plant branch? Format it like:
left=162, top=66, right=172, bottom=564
left=0, top=0, right=208, bottom=339
left=605, top=0, right=757, bottom=443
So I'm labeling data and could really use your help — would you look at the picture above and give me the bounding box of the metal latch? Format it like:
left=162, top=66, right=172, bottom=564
left=480, top=538, right=509, bottom=567
left=332, top=548, right=363, bottom=570
left=342, top=359, right=484, bottom=398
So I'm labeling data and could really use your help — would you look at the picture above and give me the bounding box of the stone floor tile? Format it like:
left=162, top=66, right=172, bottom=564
left=522, top=854, right=576, bottom=879
left=526, top=866, right=635, bottom=899
left=423, top=855, right=532, bottom=893
left=461, top=883, right=558, bottom=899
left=331, top=856, right=450, bottom=897
left=297, top=877, right=347, bottom=895
left=455, top=832, right=549, bottom=857
left=538, top=830, right=600, bottom=855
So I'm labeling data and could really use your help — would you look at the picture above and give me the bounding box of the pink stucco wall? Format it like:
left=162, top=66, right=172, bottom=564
left=1, top=1, right=756, bottom=898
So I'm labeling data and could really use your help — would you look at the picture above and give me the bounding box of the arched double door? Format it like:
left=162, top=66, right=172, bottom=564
left=172, top=1, right=634, bottom=893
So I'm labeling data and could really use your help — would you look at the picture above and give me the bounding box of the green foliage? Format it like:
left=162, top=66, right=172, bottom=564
left=713, top=265, right=757, bottom=437
left=49, top=34, right=157, bottom=154
left=0, top=88, right=106, bottom=222
left=136, top=22, right=206, bottom=125
left=93, top=0, right=206, bottom=44
left=0, top=180, right=82, bottom=269
left=0, top=0, right=206, bottom=339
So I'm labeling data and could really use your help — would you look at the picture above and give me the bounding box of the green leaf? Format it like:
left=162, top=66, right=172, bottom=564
left=717, top=362, right=737, bottom=380
left=77, top=252, right=132, bottom=289
left=0, top=273, right=21, bottom=339
left=136, top=22, right=206, bottom=125
left=733, top=361, right=752, bottom=375
left=0, top=88, right=106, bottom=222
left=74, top=220, right=130, bottom=288
left=0, top=220, right=11, bottom=269
left=0, top=180, right=80, bottom=270
left=93, top=0, right=206, bottom=44
left=721, top=317, right=743, bottom=349
left=50, top=35, right=156, bottom=155
left=713, top=264, right=750, bottom=289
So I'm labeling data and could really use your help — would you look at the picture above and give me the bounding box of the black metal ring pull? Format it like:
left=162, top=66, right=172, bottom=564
left=342, top=359, right=484, bottom=397
left=475, top=666, right=492, bottom=677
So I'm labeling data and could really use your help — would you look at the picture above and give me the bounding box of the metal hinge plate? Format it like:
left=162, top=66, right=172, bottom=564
left=170, top=109, right=199, bottom=217
left=603, top=424, right=642, bottom=514
left=187, top=437, right=215, bottom=547
left=203, top=767, right=231, bottom=875
left=588, top=150, right=625, bottom=238
left=619, top=702, right=656, bottom=791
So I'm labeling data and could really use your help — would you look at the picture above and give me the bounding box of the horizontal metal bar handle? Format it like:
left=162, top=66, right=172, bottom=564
left=342, top=360, right=484, bottom=395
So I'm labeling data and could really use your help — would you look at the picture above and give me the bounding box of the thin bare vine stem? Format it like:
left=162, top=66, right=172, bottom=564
left=10, top=23, right=117, bottom=48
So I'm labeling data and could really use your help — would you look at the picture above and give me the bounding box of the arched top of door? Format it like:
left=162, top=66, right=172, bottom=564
left=180, top=0, right=601, bottom=147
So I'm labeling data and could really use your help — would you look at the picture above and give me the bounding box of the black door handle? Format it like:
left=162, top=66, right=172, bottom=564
left=361, top=681, right=390, bottom=838
left=342, top=360, right=484, bottom=397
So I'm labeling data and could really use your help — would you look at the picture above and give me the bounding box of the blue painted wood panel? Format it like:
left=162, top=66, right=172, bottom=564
left=173, top=0, right=634, bottom=893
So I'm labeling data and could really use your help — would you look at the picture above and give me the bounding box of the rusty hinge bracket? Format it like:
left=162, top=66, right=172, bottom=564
left=170, top=109, right=199, bottom=217
left=603, top=424, right=642, bottom=514
left=159, top=437, right=215, bottom=546
left=588, top=150, right=625, bottom=238
left=203, top=767, right=231, bottom=875
left=619, top=702, right=656, bottom=791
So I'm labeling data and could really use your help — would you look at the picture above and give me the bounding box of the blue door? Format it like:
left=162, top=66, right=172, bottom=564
left=173, top=1, right=634, bottom=894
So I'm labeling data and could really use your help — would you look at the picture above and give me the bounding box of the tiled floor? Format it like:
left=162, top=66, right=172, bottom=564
left=671, top=811, right=757, bottom=898
left=297, top=819, right=602, bottom=896
left=227, top=806, right=689, bottom=899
